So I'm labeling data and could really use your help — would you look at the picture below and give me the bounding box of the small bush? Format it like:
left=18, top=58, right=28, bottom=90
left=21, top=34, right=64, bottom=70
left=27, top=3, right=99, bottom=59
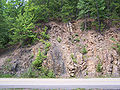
left=41, top=32, right=50, bottom=40
left=45, top=42, right=51, bottom=49
left=75, top=33, right=79, bottom=36
left=74, top=38, right=80, bottom=42
left=81, top=47, right=88, bottom=54
left=7, top=58, right=12, bottom=62
left=111, top=38, right=120, bottom=55
left=32, top=49, right=47, bottom=69
left=71, top=54, right=77, bottom=63
left=44, top=42, right=51, bottom=55
left=96, top=63, right=102, bottom=72
left=31, top=49, right=55, bottom=78
left=57, top=37, right=61, bottom=43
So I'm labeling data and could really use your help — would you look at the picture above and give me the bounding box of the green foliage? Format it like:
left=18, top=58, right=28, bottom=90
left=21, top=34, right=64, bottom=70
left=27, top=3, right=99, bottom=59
left=44, top=42, right=51, bottom=54
left=41, top=32, right=50, bottom=40
left=21, top=66, right=37, bottom=78
left=31, top=49, right=55, bottom=78
left=57, top=37, right=62, bottom=43
left=0, top=0, right=9, bottom=48
left=81, top=47, right=88, bottom=54
left=96, top=63, right=102, bottom=72
left=21, top=66, right=54, bottom=78
left=6, top=58, right=12, bottom=62
left=116, top=43, right=120, bottom=55
left=0, top=73, right=13, bottom=78
left=77, top=0, right=120, bottom=31
left=112, top=43, right=120, bottom=55
left=9, top=13, right=36, bottom=45
left=40, top=26, right=50, bottom=40
left=75, top=33, right=79, bottom=36
left=61, top=3, right=74, bottom=22
left=32, top=49, right=47, bottom=69
left=0, top=0, right=120, bottom=48
left=74, top=38, right=80, bottom=42
left=45, top=42, right=51, bottom=49
left=71, top=53, right=77, bottom=63
left=77, top=0, right=106, bottom=19
left=111, top=38, right=120, bottom=55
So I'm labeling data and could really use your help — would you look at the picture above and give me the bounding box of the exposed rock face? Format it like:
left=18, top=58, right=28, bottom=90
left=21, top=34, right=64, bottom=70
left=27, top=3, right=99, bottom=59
left=46, top=21, right=120, bottom=78
left=0, top=20, right=120, bottom=78
left=48, top=44, right=66, bottom=77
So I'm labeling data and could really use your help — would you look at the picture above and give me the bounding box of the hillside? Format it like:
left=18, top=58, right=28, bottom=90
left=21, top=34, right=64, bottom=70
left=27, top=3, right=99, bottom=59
left=0, top=20, right=120, bottom=78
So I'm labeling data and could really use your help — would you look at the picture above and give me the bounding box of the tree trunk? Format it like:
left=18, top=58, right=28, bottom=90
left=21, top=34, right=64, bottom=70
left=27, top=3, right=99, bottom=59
left=94, top=0, right=101, bottom=33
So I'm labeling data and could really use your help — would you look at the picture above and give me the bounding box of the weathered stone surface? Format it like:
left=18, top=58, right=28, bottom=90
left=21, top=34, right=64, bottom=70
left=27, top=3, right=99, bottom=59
left=87, top=57, right=98, bottom=77
left=112, top=65, right=120, bottom=77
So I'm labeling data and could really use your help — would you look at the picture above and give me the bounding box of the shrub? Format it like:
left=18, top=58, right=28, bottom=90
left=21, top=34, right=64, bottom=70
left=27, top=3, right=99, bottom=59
left=57, top=37, right=61, bottom=43
left=0, top=0, right=9, bottom=48
left=9, top=11, right=37, bottom=45
left=44, top=42, right=51, bottom=55
left=96, top=63, right=102, bottom=72
left=45, top=42, right=51, bottom=49
left=74, top=38, right=80, bottom=42
left=32, top=49, right=47, bottom=69
left=71, top=53, right=77, bottom=63
left=41, top=32, right=50, bottom=40
left=31, top=49, right=55, bottom=78
left=111, top=38, right=120, bottom=55
left=81, top=47, right=88, bottom=54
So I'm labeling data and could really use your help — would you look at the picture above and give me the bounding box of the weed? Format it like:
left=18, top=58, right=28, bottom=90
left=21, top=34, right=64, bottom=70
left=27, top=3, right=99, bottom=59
left=6, top=58, right=12, bottom=62
left=111, top=38, right=120, bottom=55
left=74, top=38, right=80, bottom=42
left=81, top=47, right=88, bottom=54
left=45, top=42, right=51, bottom=49
left=75, top=33, right=79, bottom=36
left=21, top=66, right=37, bottom=78
left=96, top=63, right=102, bottom=72
left=40, top=26, right=50, bottom=40
left=71, top=54, right=77, bottom=63
left=31, top=49, right=55, bottom=78
left=110, top=37, right=116, bottom=41
left=41, top=32, right=50, bottom=40
left=32, top=49, right=47, bottom=69
left=0, top=73, right=13, bottom=78
left=57, top=37, right=61, bottom=43
left=44, top=42, right=51, bottom=55
left=30, top=54, right=34, bottom=59
left=86, top=71, right=88, bottom=75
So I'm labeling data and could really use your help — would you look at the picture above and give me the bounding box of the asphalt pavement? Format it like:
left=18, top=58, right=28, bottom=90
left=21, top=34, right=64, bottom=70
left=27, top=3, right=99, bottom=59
left=0, top=78, right=120, bottom=89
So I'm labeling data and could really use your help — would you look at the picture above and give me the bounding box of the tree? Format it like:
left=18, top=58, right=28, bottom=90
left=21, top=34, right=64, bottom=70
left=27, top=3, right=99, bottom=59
left=0, top=0, right=9, bottom=48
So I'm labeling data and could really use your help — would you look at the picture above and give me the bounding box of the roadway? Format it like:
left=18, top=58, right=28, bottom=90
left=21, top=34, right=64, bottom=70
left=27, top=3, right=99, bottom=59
left=0, top=78, right=120, bottom=89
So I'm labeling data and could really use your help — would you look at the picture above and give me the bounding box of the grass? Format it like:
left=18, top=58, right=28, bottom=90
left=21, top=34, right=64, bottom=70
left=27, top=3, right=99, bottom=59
left=0, top=73, right=13, bottom=78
